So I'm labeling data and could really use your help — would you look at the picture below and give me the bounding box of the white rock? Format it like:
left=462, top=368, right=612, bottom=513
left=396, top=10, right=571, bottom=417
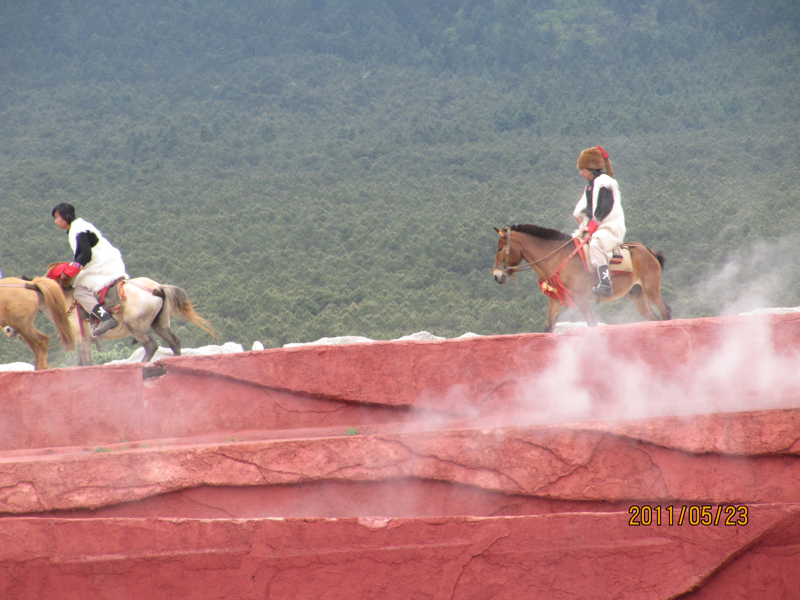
left=284, top=336, right=374, bottom=348
left=107, top=341, right=245, bottom=364
left=11, top=307, right=797, bottom=371
left=738, top=307, right=800, bottom=316
left=0, top=362, right=34, bottom=372
left=395, top=331, right=446, bottom=342
left=182, top=342, right=244, bottom=356
left=553, top=321, right=606, bottom=334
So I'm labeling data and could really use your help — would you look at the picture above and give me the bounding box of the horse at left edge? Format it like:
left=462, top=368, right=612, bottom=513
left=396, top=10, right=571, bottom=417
left=0, top=277, right=75, bottom=369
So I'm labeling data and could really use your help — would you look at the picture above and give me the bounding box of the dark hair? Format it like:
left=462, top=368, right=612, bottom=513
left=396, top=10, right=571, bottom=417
left=51, top=203, right=76, bottom=224
left=590, top=169, right=603, bottom=179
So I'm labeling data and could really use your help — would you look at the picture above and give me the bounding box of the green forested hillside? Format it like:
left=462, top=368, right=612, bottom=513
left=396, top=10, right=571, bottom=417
left=1, top=0, right=799, bottom=364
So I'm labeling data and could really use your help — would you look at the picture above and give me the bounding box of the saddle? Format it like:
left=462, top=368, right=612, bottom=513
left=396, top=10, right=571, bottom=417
left=71, top=279, right=125, bottom=339
left=96, top=278, right=125, bottom=312
left=577, top=242, right=638, bottom=275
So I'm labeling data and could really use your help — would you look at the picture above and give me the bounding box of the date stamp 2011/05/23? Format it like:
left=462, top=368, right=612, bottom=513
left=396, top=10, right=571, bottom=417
left=628, top=505, right=749, bottom=527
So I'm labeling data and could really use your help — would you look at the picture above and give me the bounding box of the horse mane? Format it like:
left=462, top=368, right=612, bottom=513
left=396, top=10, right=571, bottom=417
left=510, top=224, right=572, bottom=241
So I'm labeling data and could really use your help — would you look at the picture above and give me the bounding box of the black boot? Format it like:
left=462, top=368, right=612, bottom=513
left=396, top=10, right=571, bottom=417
left=91, top=304, right=118, bottom=336
left=592, top=264, right=613, bottom=297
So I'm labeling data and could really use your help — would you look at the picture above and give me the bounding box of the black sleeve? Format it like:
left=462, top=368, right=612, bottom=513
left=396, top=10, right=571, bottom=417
left=583, top=186, right=593, bottom=219
left=593, top=186, right=614, bottom=222
left=73, top=231, right=99, bottom=266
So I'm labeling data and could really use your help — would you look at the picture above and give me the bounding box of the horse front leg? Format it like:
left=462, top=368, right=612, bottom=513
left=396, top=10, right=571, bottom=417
left=78, top=338, right=94, bottom=366
left=574, top=295, right=598, bottom=327
left=544, top=297, right=563, bottom=333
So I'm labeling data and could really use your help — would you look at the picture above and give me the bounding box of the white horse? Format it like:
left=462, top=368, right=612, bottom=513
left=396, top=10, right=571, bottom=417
left=49, top=266, right=214, bottom=365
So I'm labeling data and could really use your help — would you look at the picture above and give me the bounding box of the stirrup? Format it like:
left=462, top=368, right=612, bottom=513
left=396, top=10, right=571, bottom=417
left=592, top=283, right=613, bottom=297
left=92, top=314, right=118, bottom=336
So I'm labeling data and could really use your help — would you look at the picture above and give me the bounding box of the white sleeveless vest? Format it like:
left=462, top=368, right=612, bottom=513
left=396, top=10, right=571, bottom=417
left=572, top=174, right=626, bottom=241
left=68, top=218, right=129, bottom=293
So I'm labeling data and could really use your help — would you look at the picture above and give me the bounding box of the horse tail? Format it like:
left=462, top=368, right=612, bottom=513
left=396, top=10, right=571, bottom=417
left=28, top=277, right=75, bottom=351
left=160, top=285, right=216, bottom=338
left=646, top=247, right=666, bottom=270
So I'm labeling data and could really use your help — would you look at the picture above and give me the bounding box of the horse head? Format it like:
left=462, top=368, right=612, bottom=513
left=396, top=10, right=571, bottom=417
left=492, top=226, right=521, bottom=285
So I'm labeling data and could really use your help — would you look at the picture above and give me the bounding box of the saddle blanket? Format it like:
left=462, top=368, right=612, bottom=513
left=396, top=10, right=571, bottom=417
left=609, top=245, right=634, bottom=274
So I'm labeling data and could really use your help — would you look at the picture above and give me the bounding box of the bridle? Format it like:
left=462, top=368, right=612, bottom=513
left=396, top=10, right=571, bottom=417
left=496, top=227, right=517, bottom=277
left=494, top=226, right=576, bottom=283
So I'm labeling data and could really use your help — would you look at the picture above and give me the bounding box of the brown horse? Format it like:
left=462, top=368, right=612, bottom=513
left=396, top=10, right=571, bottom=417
left=492, top=224, right=672, bottom=332
left=49, top=267, right=215, bottom=365
left=0, top=277, right=75, bottom=369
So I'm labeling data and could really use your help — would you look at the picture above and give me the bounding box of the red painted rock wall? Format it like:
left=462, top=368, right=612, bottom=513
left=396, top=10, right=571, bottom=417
left=1, top=314, right=800, bottom=598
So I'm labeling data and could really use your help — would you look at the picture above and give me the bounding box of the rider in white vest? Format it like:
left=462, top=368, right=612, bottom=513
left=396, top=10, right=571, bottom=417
left=572, top=146, right=625, bottom=297
left=52, top=203, right=128, bottom=336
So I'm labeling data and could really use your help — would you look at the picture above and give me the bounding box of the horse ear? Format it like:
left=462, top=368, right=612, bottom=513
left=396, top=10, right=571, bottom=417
left=493, top=227, right=501, bottom=234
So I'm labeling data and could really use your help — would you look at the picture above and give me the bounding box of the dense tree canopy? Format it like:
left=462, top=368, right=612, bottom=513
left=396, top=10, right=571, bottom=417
left=1, top=0, right=798, bottom=364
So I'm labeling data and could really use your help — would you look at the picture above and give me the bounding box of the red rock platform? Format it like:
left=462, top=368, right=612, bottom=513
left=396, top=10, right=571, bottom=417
left=2, top=314, right=800, bottom=599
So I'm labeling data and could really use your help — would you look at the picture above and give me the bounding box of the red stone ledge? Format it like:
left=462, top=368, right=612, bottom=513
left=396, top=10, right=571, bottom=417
left=3, top=410, right=800, bottom=515
left=1, top=314, right=800, bottom=599
left=1, top=506, right=798, bottom=600
left=162, top=313, right=800, bottom=413
left=2, top=313, right=799, bottom=452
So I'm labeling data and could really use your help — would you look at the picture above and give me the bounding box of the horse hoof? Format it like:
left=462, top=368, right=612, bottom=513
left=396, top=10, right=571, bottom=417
left=3, top=326, right=18, bottom=339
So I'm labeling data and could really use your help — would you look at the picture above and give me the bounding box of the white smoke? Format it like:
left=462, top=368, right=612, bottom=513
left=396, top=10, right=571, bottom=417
left=682, top=235, right=800, bottom=317
left=507, top=311, right=800, bottom=427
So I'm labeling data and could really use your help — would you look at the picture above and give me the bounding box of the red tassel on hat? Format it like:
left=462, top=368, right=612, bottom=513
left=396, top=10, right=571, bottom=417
left=596, top=146, right=613, bottom=178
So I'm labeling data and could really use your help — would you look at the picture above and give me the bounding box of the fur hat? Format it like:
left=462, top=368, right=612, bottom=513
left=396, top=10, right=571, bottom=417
left=577, top=146, right=614, bottom=178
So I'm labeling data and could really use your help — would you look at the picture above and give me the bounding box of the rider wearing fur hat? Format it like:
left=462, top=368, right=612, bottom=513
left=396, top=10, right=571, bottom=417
left=51, top=203, right=129, bottom=336
left=572, top=146, right=625, bottom=297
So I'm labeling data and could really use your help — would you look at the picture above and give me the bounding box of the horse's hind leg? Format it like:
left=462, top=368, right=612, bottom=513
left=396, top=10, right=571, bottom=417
left=632, top=250, right=673, bottom=321
left=639, top=278, right=672, bottom=320
left=150, top=304, right=181, bottom=356
left=152, top=323, right=181, bottom=356
left=18, top=327, right=51, bottom=370
left=626, top=284, right=660, bottom=321
left=653, top=296, right=673, bottom=321
left=131, top=330, right=159, bottom=362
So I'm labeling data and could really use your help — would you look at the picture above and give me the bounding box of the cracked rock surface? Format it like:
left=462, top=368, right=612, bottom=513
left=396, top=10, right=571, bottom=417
left=1, top=314, right=800, bottom=598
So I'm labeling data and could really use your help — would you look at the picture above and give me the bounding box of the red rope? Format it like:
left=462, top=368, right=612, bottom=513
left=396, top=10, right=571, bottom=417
left=539, top=272, right=577, bottom=308
left=537, top=235, right=592, bottom=308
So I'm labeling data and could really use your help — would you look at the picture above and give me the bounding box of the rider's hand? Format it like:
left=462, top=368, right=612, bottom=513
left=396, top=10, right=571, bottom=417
left=586, top=220, right=599, bottom=235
